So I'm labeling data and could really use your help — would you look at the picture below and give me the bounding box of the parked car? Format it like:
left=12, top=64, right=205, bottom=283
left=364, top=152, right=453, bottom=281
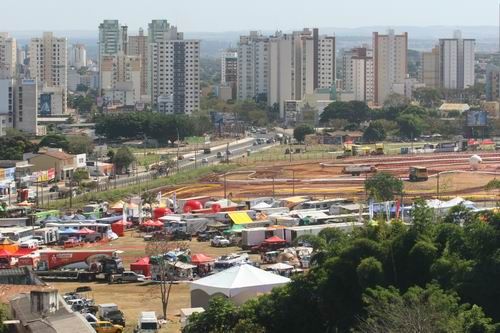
left=170, top=230, right=192, bottom=241
left=189, top=157, right=196, bottom=161
left=92, top=321, right=123, bottom=333
left=211, top=236, right=231, bottom=247
left=110, top=271, right=146, bottom=284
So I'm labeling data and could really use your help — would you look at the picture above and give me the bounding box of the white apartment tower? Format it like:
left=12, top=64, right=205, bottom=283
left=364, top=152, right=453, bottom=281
left=439, top=31, right=475, bottom=90
left=98, top=20, right=128, bottom=91
left=341, top=47, right=374, bottom=103
left=237, top=31, right=270, bottom=101
left=29, top=32, right=68, bottom=114
left=69, top=44, right=87, bottom=69
left=100, top=52, right=142, bottom=105
left=148, top=20, right=200, bottom=114
left=221, top=50, right=238, bottom=85
left=0, top=33, right=17, bottom=79
left=373, top=30, right=408, bottom=105
left=0, top=78, right=38, bottom=136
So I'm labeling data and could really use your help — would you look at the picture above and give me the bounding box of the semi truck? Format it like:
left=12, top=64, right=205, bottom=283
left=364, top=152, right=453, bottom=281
left=35, top=250, right=124, bottom=282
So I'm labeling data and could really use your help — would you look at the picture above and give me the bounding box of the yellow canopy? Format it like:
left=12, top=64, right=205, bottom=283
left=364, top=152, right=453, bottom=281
left=228, top=211, right=254, bottom=225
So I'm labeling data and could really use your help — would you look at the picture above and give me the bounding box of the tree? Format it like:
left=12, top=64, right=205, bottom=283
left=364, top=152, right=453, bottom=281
left=67, top=135, right=94, bottom=155
left=383, top=93, right=410, bottom=109
left=147, top=241, right=189, bottom=321
left=363, top=121, right=386, bottom=143
left=0, top=134, right=36, bottom=160
left=414, top=87, right=442, bottom=108
left=112, top=147, right=135, bottom=173
left=365, top=172, right=403, bottom=201
left=357, top=284, right=498, bottom=333
left=72, top=169, right=89, bottom=187
left=401, top=105, right=427, bottom=117
left=321, top=101, right=372, bottom=124
left=293, top=124, right=315, bottom=143
left=396, top=113, right=424, bottom=139
left=38, top=134, right=69, bottom=151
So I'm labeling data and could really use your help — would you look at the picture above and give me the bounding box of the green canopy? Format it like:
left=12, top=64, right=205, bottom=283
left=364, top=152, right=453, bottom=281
left=224, top=225, right=244, bottom=235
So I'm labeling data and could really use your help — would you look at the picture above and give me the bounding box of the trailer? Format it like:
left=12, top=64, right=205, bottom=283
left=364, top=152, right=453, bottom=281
left=342, top=165, right=377, bottom=176
left=241, top=228, right=285, bottom=248
left=284, top=223, right=364, bottom=244
left=35, top=249, right=124, bottom=282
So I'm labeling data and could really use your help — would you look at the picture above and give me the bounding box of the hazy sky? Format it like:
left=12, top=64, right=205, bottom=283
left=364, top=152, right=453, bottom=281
left=0, top=0, right=499, bottom=32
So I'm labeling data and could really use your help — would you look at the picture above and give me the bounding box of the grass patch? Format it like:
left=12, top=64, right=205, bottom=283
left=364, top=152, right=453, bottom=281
left=47, top=164, right=237, bottom=210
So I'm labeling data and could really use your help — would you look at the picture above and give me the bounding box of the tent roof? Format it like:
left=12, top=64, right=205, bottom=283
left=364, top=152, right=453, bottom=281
left=191, top=254, right=215, bottom=264
left=142, top=220, right=164, bottom=227
left=263, top=236, right=286, bottom=244
left=0, top=249, right=12, bottom=257
left=191, top=264, right=290, bottom=297
left=132, top=257, right=150, bottom=265
left=227, top=212, right=253, bottom=225
left=78, top=227, right=96, bottom=235
left=267, top=262, right=294, bottom=271
left=59, top=228, right=79, bottom=234
left=0, top=238, right=15, bottom=245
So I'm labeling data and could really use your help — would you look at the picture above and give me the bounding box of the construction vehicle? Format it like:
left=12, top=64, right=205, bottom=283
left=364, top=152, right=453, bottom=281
left=342, top=165, right=377, bottom=176
left=373, top=143, right=385, bottom=155
left=409, top=166, right=429, bottom=182
left=35, top=250, right=124, bottom=282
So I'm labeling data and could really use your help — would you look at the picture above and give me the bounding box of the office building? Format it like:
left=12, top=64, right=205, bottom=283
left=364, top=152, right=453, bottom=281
left=29, top=32, right=68, bottom=114
left=373, top=30, right=408, bottom=105
left=0, top=33, right=17, bottom=79
left=69, top=44, right=87, bottom=69
left=237, top=31, right=270, bottom=101
left=486, top=64, right=500, bottom=101
left=439, top=31, right=475, bottom=90
left=421, top=47, right=440, bottom=89
left=128, top=28, right=148, bottom=97
left=221, top=50, right=238, bottom=85
left=148, top=20, right=200, bottom=114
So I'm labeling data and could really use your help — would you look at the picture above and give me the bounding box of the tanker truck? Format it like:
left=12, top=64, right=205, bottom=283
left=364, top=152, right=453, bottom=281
left=35, top=249, right=124, bottom=282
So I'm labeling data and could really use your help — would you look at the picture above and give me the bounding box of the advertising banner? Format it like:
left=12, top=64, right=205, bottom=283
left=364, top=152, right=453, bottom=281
left=40, top=93, right=52, bottom=116
left=467, top=110, right=487, bottom=127
left=48, top=168, right=55, bottom=180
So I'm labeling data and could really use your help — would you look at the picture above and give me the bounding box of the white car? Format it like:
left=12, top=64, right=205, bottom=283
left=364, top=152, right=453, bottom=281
left=189, top=157, right=196, bottom=161
left=211, top=236, right=231, bottom=247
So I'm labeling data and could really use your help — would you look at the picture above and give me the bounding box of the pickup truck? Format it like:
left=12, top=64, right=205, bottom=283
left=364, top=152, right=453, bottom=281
left=109, top=271, right=146, bottom=284
left=211, top=236, right=231, bottom=247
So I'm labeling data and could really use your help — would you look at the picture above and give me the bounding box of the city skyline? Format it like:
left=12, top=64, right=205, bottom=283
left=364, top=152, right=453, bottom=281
left=0, top=0, right=498, bottom=32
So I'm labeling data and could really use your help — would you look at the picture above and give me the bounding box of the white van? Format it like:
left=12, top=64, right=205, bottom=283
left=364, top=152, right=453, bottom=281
left=135, top=311, right=159, bottom=333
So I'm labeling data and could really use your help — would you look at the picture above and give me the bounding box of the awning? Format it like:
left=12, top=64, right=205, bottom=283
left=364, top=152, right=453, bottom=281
left=227, top=212, right=253, bottom=225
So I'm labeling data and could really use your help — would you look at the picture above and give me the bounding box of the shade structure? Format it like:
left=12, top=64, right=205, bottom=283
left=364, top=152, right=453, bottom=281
left=142, top=219, right=164, bottom=228
left=263, top=236, right=286, bottom=244
left=153, top=207, right=172, bottom=219
left=0, top=249, right=12, bottom=257
left=0, top=239, right=19, bottom=253
left=111, top=220, right=127, bottom=237
left=266, top=262, right=294, bottom=271
left=190, top=264, right=290, bottom=308
left=58, top=228, right=79, bottom=234
left=130, top=257, right=151, bottom=277
left=11, top=248, right=35, bottom=258
left=77, top=227, right=96, bottom=235
left=191, top=254, right=215, bottom=265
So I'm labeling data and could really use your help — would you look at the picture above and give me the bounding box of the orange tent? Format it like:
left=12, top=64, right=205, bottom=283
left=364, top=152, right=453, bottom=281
left=0, top=238, right=19, bottom=253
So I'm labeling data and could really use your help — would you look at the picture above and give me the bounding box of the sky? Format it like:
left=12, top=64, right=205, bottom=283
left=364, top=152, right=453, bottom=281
left=0, top=0, right=499, bottom=32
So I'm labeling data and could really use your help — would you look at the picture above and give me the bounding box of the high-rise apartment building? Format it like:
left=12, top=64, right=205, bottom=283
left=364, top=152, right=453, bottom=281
left=373, top=30, right=408, bottom=105
left=439, top=31, right=475, bottom=90
left=128, top=28, right=148, bottom=97
left=486, top=64, right=500, bottom=101
left=148, top=20, right=200, bottom=114
left=237, top=31, right=270, bottom=101
left=98, top=20, right=128, bottom=91
left=0, top=33, right=17, bottom=79
left=0, top=78, right=38, bottom=136
left=69, top=44, right=87, bottom=69
left=239, top=29, right=335, bottom=117
left=421, top=47, right=440, bottom=89
left=221, top=50, right=238, bottom=85
left=29, top=32, right=68, bottom=114
left=100, top=52, right=142, bottom=105
left=340, top=47, right=374, bottom=103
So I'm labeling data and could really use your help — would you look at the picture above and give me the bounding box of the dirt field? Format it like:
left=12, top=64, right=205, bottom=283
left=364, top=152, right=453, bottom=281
left=52, top=232, right=250, bottom=333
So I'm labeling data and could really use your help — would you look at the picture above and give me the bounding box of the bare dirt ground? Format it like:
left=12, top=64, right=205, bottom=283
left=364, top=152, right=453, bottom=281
left=52, top=232, right=249, bottom=333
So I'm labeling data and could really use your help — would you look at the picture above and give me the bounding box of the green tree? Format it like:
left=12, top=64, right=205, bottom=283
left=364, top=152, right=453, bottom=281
left=67, top=135, right=94, bottom=155
left=414, top=87, right=442, bottom=108
left=38, top=134, right=70, bottom=151
left=72, top=169, right=89, bottom=186
left=112, top=147, right=135, bottom=173
left=363, top=121, right=386, bottom=143
left=383, top=93, right=410, bottom=109
left=320, top=101, right=372, bottom=124
left=293, top=124, right=315, bottom=143
left=356, top=257, right=384, bottom=289
left=396, top=113, right=424, bottom=139
left=365, top=172, right=403, bottom=201
left=0, top=134, right=36, bottom=160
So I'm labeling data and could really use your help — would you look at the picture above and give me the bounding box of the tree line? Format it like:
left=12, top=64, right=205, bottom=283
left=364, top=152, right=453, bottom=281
left=94, top=112, right=213, bottom=144
left=184, top=202, right=500, bottom=333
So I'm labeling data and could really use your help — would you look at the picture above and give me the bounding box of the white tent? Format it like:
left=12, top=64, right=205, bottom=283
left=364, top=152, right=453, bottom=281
left=190, top=264, right=290, bottom=307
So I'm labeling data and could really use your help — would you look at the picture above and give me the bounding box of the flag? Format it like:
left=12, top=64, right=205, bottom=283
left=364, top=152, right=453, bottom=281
left=395, top=199, right=401, bottom=219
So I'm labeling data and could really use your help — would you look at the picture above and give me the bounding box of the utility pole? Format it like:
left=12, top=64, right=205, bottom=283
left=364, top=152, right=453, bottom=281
left=436, top=172, right=440, bottom=200
left=272, top=176, right=275, bottom=199
left=292, top=170, right=295, bottom=196
left=226, top=143, right=230, bottom=164
left=176, top=128, right=180, bottom=173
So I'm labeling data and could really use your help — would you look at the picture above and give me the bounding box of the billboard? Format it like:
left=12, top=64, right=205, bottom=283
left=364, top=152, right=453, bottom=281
left=467, top=110, right=487, bottom=127
left=40, top=93, right=52, bottom=116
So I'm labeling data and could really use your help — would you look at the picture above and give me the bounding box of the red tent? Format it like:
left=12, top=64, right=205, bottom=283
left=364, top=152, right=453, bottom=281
left=130, top=257, right=151, bottom=277
left=111, top=220, right=128, bottom=237
left=77, top=227, right=96, bottom=235
left=0, top=249, right=11, bottom=258
left=191, top=253, right=215, bottom=265
left=264, top=236, right=286, bottom=244
left=142, top=220, right=164, bottom=228
left=153, top=207, right=172, bottom=219
left=482, top=139, right=495, bottom=145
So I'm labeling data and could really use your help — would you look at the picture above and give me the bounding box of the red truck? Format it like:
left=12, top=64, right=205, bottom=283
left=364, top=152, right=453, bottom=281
left=36, top=250, right=124, bottom=282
